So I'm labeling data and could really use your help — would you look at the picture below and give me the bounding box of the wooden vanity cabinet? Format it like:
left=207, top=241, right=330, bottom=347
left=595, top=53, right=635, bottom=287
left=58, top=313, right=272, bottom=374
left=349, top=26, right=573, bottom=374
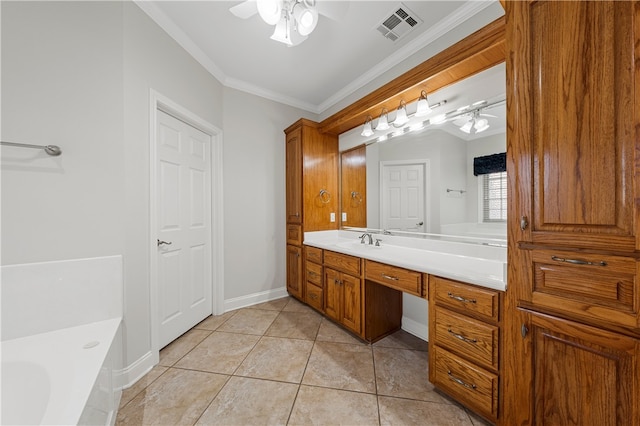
left=504, top=1, right=640, bottom=424
left=285, top=119, right=338, bottom=301
left=324, top=251, right=362, bottom=335
left=305, top=246, right=324, bottom=312
left=429, top=276, right=501, bottom=423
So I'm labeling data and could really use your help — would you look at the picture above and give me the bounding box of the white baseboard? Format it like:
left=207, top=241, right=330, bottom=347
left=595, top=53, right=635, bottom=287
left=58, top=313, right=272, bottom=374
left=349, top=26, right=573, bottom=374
left=401, top=316, right=429, bottom=342
left=116, top=350, right=157, bottom=390
left=224, top=287, right=289, bottom=312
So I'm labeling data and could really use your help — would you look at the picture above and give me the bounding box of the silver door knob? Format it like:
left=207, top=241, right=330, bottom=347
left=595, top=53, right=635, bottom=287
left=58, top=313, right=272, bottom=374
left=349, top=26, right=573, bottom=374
left=157, top=239, right=172, bottom=246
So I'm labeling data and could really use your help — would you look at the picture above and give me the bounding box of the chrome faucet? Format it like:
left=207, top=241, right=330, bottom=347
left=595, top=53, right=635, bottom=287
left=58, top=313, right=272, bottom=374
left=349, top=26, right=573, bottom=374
left=359, top=233, right=373, bottom=245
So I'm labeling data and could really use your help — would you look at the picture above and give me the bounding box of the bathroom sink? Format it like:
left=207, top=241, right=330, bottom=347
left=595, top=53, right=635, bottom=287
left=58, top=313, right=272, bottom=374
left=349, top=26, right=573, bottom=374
left=335, top=241, right=382, bottom=250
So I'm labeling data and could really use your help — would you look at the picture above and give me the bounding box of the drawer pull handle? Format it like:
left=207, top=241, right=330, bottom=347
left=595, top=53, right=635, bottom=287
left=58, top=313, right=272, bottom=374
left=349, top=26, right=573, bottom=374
left=381, top=274, right=399, bottom=281
left=308, top=271, right=319, bottom=278
left=447, top=292, right=476, bottom=304
left=448, top=329, right=478, bottom=344
left=551, top=256, right=607, bottom=267
left=447, top=371, right=477, bottom=390
left=309, top=294, right=318, bottom=300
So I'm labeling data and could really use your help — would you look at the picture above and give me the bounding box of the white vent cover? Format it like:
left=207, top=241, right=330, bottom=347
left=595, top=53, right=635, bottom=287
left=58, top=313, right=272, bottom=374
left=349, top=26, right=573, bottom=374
left=376, top=3, right=422, bottom=42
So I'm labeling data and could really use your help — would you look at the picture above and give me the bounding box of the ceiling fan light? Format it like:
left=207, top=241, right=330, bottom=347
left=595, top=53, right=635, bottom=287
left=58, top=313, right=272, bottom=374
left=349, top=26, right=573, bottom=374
left=430, top=113, right=447, bottom=125
left=415, top=91, right=432, bottom=117
left=293, top=3, right=318, bottom=36
left=375, top=109, right=390, bottom=131
left=460, top=120, right=473, bottom=134
left=474, top=118, right=490, bottom=133
left=257, top=0, right=283, bottom=25
left=270, top=16, right=292, bottom=45
left=361, top=116, right=374, bottom=137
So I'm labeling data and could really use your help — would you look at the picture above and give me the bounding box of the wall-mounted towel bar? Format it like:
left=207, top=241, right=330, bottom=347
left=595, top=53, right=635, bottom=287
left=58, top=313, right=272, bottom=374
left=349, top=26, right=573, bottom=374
left=446, top=188, right=466, bottom=194
left=1, top=141, right=62, bottom=156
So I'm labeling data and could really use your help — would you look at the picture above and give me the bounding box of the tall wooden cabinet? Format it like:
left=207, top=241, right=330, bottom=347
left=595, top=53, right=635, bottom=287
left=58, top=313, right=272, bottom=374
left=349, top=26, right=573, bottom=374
left=285, top=119, right=338, bottom=300
left=504, top=1, right=640, bottom=424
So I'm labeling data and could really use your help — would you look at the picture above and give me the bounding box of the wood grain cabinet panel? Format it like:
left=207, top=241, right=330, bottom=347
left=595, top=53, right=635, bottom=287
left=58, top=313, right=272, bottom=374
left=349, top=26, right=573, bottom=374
left=286, top=244, right=303, bottom=300
left=305, top=261, right=322, bottom=286
left=305, top=246, right=323, bottom=264
left=432, top=276, right=499, bottom=323
left=324, top=250, right=361, bottom=276
left=324, top=267, right=362, bottom=335
left=305, top=283, right=323, bottom=312
left=286, top=224, right=302, bottom=245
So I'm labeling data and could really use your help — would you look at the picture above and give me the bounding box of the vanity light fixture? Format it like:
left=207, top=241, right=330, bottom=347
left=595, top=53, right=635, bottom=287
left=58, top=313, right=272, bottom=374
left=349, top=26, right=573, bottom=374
left=360, top=116, right=374, bottom=137
left=392, top=100, right=409, bottom=127
left=415, top=90, right=433, bottom=117
left=474, top=117, right=490, bottom=133
left=459, top=110, right=490, bottom=134
left=375, top=108, right=390, bottom=131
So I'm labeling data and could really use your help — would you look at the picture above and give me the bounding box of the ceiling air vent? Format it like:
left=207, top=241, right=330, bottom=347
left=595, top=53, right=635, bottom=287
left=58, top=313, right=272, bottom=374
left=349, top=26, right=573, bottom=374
left=376, top=3, right=423, bottom=42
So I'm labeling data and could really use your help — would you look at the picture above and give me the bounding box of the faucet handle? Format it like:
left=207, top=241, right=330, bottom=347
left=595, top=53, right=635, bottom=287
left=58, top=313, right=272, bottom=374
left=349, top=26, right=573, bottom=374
left=375, top=239, right=382, bottom=247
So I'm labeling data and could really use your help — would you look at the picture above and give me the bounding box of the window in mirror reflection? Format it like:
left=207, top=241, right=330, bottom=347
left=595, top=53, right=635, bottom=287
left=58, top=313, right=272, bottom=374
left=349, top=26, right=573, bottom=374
left=482, top=171, right=507, bottom=222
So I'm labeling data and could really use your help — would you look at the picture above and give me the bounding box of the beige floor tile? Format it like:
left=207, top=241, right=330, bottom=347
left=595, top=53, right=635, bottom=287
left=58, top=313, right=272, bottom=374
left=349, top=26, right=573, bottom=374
left=282, top=296, right=316, bottom=313
left=467, top=408, right=495, bottom=425
left=373, top=329, right=429, bottom=352
left=216, top=308, right=279, bottom=335
left=119, top=366, right=168, bottom=409
left=265, top=310, right=322, bottom=340
left=193, top=311, right=236, bottom=331
left=195, top=376, right=298, bottom=426
left=378, top=396, right=473, bottom=426
left=315, top=318, right=368, bottom=345
left=115, top=368, right=228, bottom=426
left=159, top=329, right=212, bottom=367
left=374, top=346, right=450, bottom=403
left=288, top=385, right=380, bottom=426
left=302, top=341, right=376, bottom=393
left=235, top=336, right=313, bottom=383
left=246, top=297, right=290, bottom=311
left=174, top=331, right=260, bottom=374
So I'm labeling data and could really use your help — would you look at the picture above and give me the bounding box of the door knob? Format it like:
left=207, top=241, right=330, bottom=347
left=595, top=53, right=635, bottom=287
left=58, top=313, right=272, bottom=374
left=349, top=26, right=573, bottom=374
left=157, top=239, right=172, bottom=247
left=416, top=221, right=424, bottom=226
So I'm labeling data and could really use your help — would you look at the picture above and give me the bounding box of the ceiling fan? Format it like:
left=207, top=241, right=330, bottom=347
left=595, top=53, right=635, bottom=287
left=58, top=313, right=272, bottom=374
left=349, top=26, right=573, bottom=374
left=230, top=0, right=348, bottom=46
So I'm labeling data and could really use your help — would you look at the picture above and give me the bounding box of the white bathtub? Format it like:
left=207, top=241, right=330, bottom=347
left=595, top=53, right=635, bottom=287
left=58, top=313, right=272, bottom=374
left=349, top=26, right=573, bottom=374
left=1, top=317, right=122, bottom=425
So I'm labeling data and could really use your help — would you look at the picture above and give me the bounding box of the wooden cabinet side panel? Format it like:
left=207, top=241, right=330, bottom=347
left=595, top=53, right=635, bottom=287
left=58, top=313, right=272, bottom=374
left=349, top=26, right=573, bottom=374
left=286, top=244, right=303, bottom=299
left=286, top=128, right=302, bottom=224
left=341, top=273, right=362, bottom=334
left=340, top=145, right=367, bottom=228
left=324, top=267, right=341, bottom=322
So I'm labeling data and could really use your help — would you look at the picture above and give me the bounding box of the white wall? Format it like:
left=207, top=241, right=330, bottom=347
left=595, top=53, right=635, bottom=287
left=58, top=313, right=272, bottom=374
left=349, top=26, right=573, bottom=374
left=221, top=87, right=315, bottom=304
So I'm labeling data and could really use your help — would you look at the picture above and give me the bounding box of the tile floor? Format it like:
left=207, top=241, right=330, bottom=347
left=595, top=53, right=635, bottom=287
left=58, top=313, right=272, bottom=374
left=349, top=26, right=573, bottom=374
left=116, top=297, right=491, bottom=426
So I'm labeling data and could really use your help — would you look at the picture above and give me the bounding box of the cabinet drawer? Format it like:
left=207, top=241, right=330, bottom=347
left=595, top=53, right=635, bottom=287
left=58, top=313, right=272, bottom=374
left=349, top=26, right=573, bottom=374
left=365, top=260, right=422, bottom=296
left=324, top=250, right=361, bottom=276
left=287, top=224, right=302, bottom=245
left=306, top=261, right=322, bottom=286
left=434, top=306, right=499, bottom=371
left=305, top=246, right=323, bottom=264
left=432, top=276, right=499, bottom=323
left=527, top=249, right=639, bottom=329
left=432, top=346, right=498, bottom=421
left=305, top=282, right=323, bottom=312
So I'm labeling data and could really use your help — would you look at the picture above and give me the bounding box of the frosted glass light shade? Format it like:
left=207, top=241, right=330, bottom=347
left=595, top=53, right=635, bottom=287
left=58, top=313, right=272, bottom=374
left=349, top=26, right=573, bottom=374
left=375, top=112, right=390, bottom=131
left=393, top=103, right=409, bottom=126
left=270, top=16, right=292, bottom=45
left=258, top=0, right=283, bottom=25
left=474, top=118, right=490, bottom=132
left=361, top=117, right=374, bottom=137
left=415, top=91, right=432, bottom=117
left=460, top=120, right=473, bottom=133
left=293, top=4, right=318, bottom=36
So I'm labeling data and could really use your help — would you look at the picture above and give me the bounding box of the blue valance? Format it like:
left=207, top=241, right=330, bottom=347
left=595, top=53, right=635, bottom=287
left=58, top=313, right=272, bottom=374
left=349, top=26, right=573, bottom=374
left=473, top=152, right=506, bottom=176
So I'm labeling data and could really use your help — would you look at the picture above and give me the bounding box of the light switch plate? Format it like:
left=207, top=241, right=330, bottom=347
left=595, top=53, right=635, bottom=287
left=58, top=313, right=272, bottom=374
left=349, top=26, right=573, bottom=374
left=342, top=212, right=347, bottom=221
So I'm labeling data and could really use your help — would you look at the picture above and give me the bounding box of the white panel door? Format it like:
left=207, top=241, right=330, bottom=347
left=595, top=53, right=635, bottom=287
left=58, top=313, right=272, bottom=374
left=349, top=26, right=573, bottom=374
left=157, top=110, right=211, bottom=349
left=381, top=162, right=426, bottom=232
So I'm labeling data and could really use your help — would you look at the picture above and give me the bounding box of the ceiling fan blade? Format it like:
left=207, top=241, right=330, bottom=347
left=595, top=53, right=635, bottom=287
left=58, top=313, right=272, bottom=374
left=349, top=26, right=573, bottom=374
left=317, top=1, right=349, bottom=21
left=230, top=0, right=257, bottom=19
left=479, top=113, right=498, bottom=118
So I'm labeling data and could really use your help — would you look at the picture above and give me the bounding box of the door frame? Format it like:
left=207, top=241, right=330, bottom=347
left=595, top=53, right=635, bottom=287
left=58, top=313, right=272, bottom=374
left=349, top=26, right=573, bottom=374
left=379, top=159, right=430, bottom=233
left=149, top=89, right=224, bottom=359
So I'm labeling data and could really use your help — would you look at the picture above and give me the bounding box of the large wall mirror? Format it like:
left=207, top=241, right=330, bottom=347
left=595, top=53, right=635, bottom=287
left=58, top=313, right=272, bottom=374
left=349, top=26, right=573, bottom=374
left=339, top=63, right=506, bottom=243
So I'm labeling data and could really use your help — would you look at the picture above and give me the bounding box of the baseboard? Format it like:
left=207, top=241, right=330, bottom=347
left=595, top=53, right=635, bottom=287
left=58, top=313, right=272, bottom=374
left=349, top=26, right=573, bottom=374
left=116, top=350, right=157, bottom=390
left=401, top=316, right=429, bottom=342
left=224, top=287, right=289, bottom=312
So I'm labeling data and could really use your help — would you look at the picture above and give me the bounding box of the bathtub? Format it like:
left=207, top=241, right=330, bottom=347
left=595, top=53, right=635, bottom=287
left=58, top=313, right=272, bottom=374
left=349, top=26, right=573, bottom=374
left=1, top=317, right=122, bottom=425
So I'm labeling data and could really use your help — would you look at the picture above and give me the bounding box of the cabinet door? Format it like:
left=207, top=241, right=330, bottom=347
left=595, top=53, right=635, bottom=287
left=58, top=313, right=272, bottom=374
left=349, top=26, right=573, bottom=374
left=529, top=312, right=639, bottom=426
left=324, top=267, right=341, bottom=322
left=286, top=244, right=303, bottom=299
left=286, top=127, right=302, bottom=224
left=341, top=273, right=362, bottom=334
left=508, top=0, right=638, bottom=252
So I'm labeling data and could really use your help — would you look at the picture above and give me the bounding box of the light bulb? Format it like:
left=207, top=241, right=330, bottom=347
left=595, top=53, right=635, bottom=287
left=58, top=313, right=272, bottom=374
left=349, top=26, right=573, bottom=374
left=257, top=0, right=283, bottom=25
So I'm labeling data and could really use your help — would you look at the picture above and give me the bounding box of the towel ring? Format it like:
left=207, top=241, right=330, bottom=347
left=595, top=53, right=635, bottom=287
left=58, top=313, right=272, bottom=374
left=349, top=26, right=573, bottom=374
left=351, top=191, right=363, bottom=204
left=319, top=189, right=331, bottom=204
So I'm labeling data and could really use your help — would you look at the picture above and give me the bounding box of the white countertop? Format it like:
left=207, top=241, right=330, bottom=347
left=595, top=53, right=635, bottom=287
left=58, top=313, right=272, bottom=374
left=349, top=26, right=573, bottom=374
left=304, top=230, right=507, bottom=291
